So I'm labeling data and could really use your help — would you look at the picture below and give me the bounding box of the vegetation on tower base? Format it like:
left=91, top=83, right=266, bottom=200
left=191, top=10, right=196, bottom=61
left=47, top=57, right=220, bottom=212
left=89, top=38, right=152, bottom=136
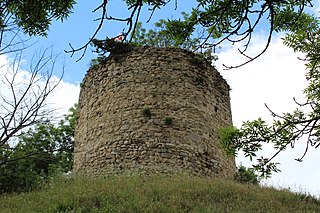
left=234, top=165, right=260, bottom=185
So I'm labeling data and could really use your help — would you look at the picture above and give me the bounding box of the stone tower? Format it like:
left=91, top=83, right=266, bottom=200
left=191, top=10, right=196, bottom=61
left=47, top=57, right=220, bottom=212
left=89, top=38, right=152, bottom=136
left=73, top=46, right=236, bottom=178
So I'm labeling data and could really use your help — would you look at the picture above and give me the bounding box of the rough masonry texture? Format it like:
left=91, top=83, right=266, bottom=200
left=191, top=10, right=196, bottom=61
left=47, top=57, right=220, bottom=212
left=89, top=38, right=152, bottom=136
left=73, top=46, right=236, bottom=178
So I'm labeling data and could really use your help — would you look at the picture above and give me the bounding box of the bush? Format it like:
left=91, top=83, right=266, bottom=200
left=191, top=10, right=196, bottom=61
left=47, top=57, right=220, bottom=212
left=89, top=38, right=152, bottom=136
left=142, top=106, right=152, bottom=118
left=234, top=165, right=260, bottom=185
left=0, top=106, right=76, bottom=194
left=164, top=117, right=174, bottom=125
left=91, top=38, right=133, bottom=55
left=89, top=56, right=107, bottom=70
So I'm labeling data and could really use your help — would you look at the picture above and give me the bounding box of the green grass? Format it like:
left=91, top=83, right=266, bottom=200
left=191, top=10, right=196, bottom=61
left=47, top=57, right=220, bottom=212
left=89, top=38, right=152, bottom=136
left=1, top=175, right=319, bottom=213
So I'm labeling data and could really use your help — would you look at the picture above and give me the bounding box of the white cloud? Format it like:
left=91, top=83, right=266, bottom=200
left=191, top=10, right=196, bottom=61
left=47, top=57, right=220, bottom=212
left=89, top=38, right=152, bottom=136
left=216, top=34, right=319, bottom=197
left=48, top=78, right=80, bottom=118
left=217, top=34, right=308, bottom=124
left=0, top=53, right=80, bottom=124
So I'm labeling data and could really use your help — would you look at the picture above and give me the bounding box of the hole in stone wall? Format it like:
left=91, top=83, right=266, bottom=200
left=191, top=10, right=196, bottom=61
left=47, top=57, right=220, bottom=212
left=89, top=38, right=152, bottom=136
left=214, top=106, right=218, bottom=112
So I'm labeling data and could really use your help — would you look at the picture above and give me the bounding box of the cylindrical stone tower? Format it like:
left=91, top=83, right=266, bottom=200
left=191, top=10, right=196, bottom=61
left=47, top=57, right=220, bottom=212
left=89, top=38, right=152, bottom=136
left=73, top=46, right=236, bottom=178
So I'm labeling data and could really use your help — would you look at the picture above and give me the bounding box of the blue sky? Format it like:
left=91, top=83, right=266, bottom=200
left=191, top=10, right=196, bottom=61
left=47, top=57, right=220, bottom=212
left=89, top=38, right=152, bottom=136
left=25, top=0, right=319, bottom=83
left=24, top=0, right=197, bottom=83
left=3, top=0, right=320, bottom=197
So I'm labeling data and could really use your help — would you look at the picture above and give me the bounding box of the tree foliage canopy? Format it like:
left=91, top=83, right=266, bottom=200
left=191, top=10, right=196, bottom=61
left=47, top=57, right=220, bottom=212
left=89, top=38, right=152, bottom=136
left=0, top=105, right=76, bottom=193
left=0, top=0, right=317, bottom=64
left=64, top=0, right=317, bottom=64
left=220, top=18, right=320, bottom=178
left=0, top=0, right=75, bottom=37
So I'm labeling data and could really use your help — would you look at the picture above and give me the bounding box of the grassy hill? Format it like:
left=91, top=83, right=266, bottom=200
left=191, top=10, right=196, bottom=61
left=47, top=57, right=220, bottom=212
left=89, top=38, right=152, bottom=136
left=1, top=175, right=319, bottom=213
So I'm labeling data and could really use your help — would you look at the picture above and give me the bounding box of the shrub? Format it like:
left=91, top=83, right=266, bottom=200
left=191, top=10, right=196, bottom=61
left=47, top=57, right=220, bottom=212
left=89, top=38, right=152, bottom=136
left=91, top=38, right=133, bottom=55
left=218, top=126, right=240, bottom=156
left=234, top=165, right=260, bottom=185
left=142, top=106, right=151, bottom=118
left=89, top=56, right=107, bottom=70
left=164, top=117, right=174, bottom=125
left=195, top=76, right=205, bottom=85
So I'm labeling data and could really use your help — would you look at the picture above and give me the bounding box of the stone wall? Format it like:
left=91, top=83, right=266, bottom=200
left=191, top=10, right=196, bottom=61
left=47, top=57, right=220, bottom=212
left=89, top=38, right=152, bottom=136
left=73, top=46, right=236, bottom=178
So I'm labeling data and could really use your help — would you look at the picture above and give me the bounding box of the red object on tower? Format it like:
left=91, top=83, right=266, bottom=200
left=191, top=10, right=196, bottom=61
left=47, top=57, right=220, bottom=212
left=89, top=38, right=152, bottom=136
left=114, top=33, right=123, bottom=42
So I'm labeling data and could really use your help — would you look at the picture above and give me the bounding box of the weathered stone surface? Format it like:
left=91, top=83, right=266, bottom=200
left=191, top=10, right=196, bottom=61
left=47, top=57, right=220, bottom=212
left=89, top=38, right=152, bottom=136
left=73, top=46, right=236, bottom=178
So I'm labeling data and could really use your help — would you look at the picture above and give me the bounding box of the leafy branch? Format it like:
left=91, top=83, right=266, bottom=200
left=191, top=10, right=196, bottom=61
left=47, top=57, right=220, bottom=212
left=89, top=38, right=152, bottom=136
left=220, top=16, right=320, bottom=178
left=64, top=0, right=315, bottom=66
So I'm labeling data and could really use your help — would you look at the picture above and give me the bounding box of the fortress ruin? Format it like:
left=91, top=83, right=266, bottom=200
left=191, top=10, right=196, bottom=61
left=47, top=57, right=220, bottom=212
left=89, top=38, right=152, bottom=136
left=73, top=46, right=236, bottom=178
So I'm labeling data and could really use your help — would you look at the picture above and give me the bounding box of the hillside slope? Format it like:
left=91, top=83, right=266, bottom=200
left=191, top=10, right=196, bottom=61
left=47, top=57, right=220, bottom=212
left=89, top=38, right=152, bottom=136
left=1, top=175, right=319, bottom=212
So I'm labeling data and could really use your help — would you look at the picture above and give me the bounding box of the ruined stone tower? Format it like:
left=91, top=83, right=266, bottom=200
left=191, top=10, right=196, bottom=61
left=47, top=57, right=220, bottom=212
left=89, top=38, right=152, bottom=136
left=73, top=46, right=236, bottom=178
